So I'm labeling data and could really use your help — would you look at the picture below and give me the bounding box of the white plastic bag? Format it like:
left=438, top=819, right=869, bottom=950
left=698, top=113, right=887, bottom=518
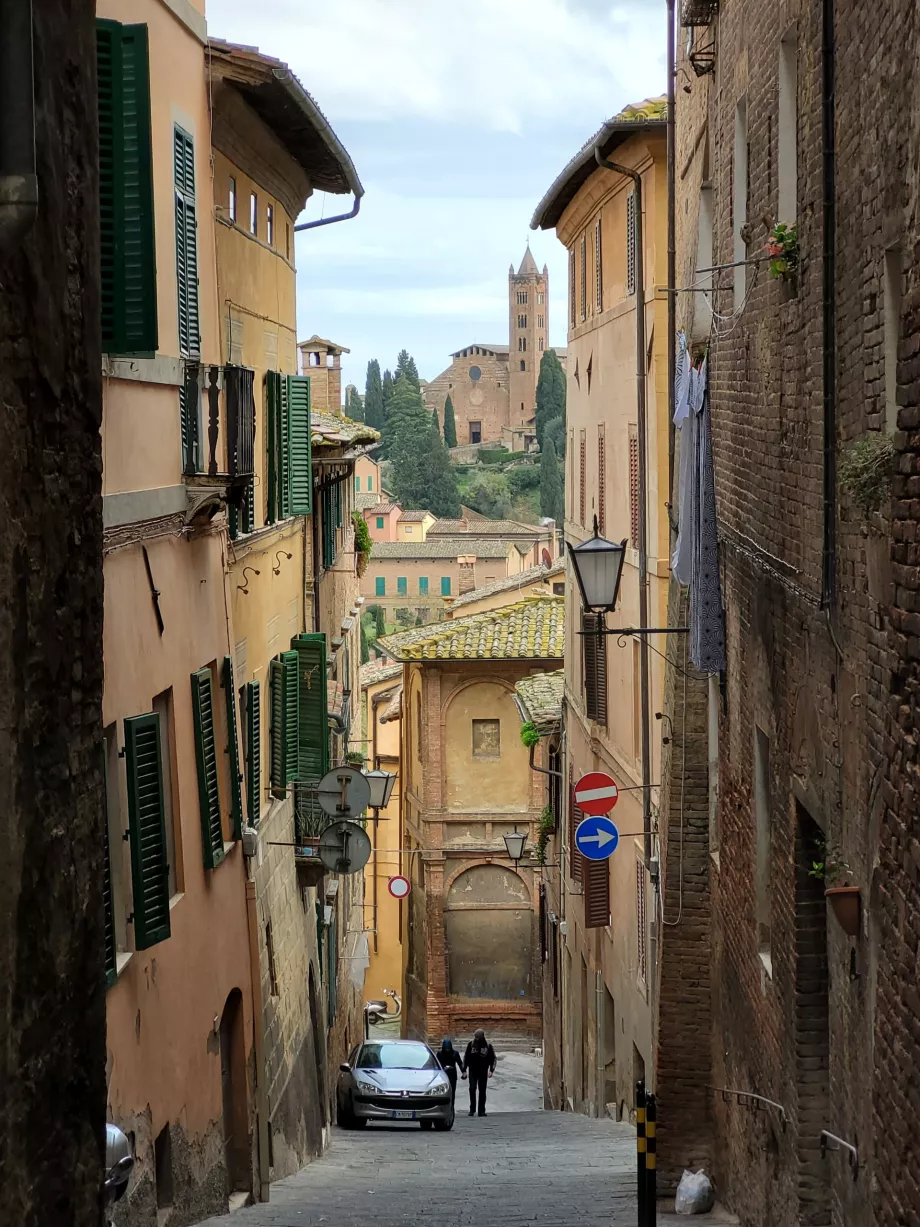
left=674, top=1168, right=715, bottom=1214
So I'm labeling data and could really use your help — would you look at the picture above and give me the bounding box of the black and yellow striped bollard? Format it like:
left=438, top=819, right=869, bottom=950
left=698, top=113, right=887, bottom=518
left=645, top=1092, right=657, bottom=1227
left=636, top=1080, right=647, bottom=1226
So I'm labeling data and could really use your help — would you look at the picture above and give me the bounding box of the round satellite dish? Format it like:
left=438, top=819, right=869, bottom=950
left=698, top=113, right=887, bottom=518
left=316, top=766, right=372, bottom=818
left=318, top=820, right=372, bottom=875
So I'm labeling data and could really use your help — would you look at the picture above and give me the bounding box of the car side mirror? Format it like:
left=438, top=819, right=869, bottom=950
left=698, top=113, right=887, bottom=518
left=339, top=1063, right=350, bottom=1073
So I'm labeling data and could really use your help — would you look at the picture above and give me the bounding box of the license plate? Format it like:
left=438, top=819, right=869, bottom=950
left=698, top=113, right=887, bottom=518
left=389, top=1110, right=417, bottom=1120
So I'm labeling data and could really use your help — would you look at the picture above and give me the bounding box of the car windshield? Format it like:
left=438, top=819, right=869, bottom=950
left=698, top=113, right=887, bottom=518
left=357, top=1042, right=438, bottom=1070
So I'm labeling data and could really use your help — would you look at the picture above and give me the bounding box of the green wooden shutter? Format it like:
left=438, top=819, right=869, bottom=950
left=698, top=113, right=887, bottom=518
left=286, top=375, right=312, bottom=514
left=191, top=668, right=225, bottom=868
left=290, top=633, right=329, bottom=783
left=174, top=127, right=200, bottom=359
left=281, top=650, right=300, bottom=785
left=222, top=656, right=243, bottom=840
left=245, top=680, right=261, bottom=825
left=269, top=658, right=284, bottom=798
left=124, top=713, right=172, bottom=949
left=102, top=747, right=118, bottom=987
left=96, top=20, right=157, bottom=354
left=265, top=371, right=278, bottom=524
left=279, top=376, right=292, bottom=518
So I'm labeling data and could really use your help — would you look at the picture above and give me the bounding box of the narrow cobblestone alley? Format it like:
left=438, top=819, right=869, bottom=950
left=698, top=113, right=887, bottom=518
left=199, top=1057, right=636, bottom=1227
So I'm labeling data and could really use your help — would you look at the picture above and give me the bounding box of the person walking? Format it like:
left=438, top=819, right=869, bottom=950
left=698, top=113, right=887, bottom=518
left=436, top=1038, right=464, bottom=1106
left=462, top=1029, right=496, bottom=1117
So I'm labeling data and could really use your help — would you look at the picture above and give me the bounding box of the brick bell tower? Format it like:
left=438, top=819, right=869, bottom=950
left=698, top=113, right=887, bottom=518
left=508, top=245, right=549, bottom=431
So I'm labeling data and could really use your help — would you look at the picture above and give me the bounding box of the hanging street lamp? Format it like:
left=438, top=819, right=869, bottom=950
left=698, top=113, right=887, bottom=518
left=364, top=768, right=397, bottom=815
left=503, top=828, right=527, bottom=862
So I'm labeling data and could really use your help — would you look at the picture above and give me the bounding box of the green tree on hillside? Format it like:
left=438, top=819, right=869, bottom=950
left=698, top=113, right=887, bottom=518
left=424, top=416, right=461, bottom=517
left=540, top=437, right=564, bottom=522
left=431, top=407, right=440, bottom=436
left=535, top=349, right=566, bottom=447
left=464, top=471, right=513, bottom=519
left=382, top=369, right=394, bottom=410
left=396, top=349, right=421, bottom=390
left=346, top=387, right=364, bottom=421
left=387, top=376, right=461, bottom=516
left=544, top=414, right=566, bottom=459
left=365, top=360, right=384, bottom=430
left=443, top=394, right=458, bottom=448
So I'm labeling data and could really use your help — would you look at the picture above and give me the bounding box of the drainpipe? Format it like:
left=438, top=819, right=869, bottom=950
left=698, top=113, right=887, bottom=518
left=245, top=879, right=271, bottom=1203
left=594, top=140, right=652, bottom=869
left=821, top=0, right=837, bottom=608
left=295, top=196, right=361, bottom=232
left=666, top=0, right=677, bottom=545
left=595, top=970, right=604, bottom=1119
left=0, top=0, right=38, bottom=251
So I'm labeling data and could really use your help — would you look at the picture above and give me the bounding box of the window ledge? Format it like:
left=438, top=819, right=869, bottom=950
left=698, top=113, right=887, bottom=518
left=710, top=849, right=721, bottom=871
left=758, top=951, right=773, bottom=981
left=115, top=951, right=133, bottom=979
left=168, top=891, right=185, bottom=911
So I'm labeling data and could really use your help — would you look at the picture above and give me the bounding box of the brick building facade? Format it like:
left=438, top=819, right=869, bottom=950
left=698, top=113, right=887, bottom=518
left=656, top=1, right=920, bottom=1224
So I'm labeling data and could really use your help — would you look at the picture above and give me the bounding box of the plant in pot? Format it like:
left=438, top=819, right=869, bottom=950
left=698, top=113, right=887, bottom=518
left=809, top=845, right=860, bottom=937
left=353, top=511, right=373, bottom=577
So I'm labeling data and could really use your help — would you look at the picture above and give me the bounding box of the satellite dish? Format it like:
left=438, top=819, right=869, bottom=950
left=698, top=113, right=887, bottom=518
left=316, top=766, right=371, bottom=819
left=318, top=820, right=372, bottom=875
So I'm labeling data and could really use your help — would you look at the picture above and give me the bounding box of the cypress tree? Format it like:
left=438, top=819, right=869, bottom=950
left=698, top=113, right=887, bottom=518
left=424, top=417, right=462, bottom=517
left=346, top=387, right=364, bottom=421
left=443, top=394, right=457, bottom=449
left=544, top=414, right=565, bottom=459
left=387, top=376, right=461, bottom=516
left=432, top=407, right=440, bottom=436
left=535, top=349, right=566, bottom=447
left=396, top=349, right=420, bottom=390
left=373, top=604, right=386, bottom=638
left=365, top=360, right=383, bottom=430
left=540, top=437, right=564, bottom=522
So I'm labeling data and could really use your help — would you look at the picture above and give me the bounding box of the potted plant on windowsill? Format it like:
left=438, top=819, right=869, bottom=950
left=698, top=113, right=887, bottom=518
left=809, top=847, right=860, bottom=937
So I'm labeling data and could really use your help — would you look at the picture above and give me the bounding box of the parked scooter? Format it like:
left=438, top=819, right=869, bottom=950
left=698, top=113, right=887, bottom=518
left=104, top=1124, right=134, bottom=1225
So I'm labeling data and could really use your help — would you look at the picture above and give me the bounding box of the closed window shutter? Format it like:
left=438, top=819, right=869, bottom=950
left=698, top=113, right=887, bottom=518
left=266, top=371, right=279, bottom=524
left=568, top=771, right=584, bottom=885
left=290, top=634, right=330, bottom=783
left=569, top=248, right=576, bottom=329
left=222, top=656, right=243, bottom=840
left=583, top=613, right=608, bottom=725
left=278, top=375, right=292, bottom=519
left=597, top=426, right=606, bottom=535
left=269, top=658, right=285, bottom=798
left=579, top=430, right=587, bottom=526
left=96, top=20, right=157, bottom=354
left=580, top=236, right=587, bottom=321
left=124, top=713, right=172, bottom=948
left=281, top=650, right=300, bottom=785
left=595, top=216, right=603, bottom=313
left=287, top=374, right=313, bottom=514
left=636, top=859, right=648, bottom=982
left=245, top=680, right=261, bottom=825
left=629, top=428, right=640, bottom=546
left=191, top=668, right=225, bottom=869
left=627, top=191, right=637, bottom=297
left=174, top=127, right=200, bottom=359
left=584, top=859, right=611, bottom=929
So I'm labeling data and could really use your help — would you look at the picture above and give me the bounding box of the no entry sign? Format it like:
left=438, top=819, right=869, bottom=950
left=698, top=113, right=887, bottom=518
left=388, top=875, right=411, bottom=899
left=574, top=771, right=619, bottom=816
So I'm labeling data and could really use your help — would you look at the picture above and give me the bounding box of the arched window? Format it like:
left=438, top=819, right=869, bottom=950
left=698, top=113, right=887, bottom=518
left=520, top=360, right=526, bottom=371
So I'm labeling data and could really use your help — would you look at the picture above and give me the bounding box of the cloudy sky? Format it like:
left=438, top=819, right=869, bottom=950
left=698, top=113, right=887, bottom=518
left=207, top=0, right=666, bottom=392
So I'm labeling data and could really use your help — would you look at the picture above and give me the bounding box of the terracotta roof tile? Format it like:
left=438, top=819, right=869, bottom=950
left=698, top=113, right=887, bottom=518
left=449, top=562, right=565, bottom=610
left=379, top=596, right=564, bottom=662
left=360, top=660, right=403, bottom=688
left=369, top=540, right=514, bottom=560
left=515, top=670, right=565, bottom=731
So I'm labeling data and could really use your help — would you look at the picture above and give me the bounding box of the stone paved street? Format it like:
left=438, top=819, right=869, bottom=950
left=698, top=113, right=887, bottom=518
left=199, top=1058, right=636, bottom=1227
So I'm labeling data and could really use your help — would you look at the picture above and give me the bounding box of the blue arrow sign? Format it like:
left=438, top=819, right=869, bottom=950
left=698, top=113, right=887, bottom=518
left=574, top=815, right=620, bottom=861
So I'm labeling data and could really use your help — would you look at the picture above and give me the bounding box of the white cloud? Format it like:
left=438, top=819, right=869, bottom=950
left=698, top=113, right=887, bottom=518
left=207, top=0, right=664, bottom=132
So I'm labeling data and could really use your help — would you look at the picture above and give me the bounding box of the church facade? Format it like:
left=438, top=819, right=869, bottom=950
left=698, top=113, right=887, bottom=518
left=422, top=248, right=564, bottom=452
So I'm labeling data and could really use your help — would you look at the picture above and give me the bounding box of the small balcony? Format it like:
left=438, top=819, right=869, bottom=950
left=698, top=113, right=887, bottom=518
left=181, top=363, right=255, bottom=521
left=679, top=0, right=718, bottom=24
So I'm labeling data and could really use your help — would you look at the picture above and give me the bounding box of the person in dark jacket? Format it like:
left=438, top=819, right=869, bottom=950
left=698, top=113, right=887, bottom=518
left=436, top=1038, right=464, bottom=1104
left=462, top=1029, right=496, bottom=1116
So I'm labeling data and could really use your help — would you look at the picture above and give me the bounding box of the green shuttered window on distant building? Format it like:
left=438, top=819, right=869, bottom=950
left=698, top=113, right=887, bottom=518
left=174, top=126, right=200, bottom=359
left=123, top=713, right=172, bottom=948
left=266, top=372, right=312, bottom=523
left=191, top=668, right=225, bottom=869
left=245, top=680, right=261, bottom=826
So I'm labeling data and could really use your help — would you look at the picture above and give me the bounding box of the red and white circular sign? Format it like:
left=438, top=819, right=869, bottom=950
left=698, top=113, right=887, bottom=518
left=574, top=771, right=619, bottom=816
left=388, top=875, right=411, bottom=899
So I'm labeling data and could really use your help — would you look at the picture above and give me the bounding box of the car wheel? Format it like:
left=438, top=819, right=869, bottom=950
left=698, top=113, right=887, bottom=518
left=433, top=1117, right=454, bottom=1132
left=336, top=1096, right=349, bottom=1128
left=352, top=1111, right=367, bottom=1130
left=420, top=1120, right=434, bottom=1130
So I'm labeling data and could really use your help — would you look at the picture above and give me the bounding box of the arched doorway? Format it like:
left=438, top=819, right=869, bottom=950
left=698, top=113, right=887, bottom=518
left=443, top=865, right=532, bottom=1000
left=219, top=990, right=249, bottom=1195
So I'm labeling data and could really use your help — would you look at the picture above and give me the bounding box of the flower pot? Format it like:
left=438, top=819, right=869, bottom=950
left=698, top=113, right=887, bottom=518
left=825, top=885, right=860, bottom=937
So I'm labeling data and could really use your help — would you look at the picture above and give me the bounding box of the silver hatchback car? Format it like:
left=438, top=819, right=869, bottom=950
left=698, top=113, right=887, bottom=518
left=336, top=1039, right=455, bottom=1131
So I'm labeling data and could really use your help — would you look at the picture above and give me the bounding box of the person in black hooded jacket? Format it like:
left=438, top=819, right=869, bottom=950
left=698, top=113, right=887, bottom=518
left=436, top=1038, right=464, bottom=1104
left=462, top=1030, right=496, bottom=1117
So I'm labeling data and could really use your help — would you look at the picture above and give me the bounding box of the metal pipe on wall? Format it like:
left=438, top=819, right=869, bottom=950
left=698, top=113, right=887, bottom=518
left=666, top=0, right=677, bottom=544
left=595, top=970, right=604, bottom=1119
left=0, top=0, right=38, bottom=249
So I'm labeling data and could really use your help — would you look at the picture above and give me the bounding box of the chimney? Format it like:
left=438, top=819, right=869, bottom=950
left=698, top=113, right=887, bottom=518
left=457, top=556, right=476, bottom=595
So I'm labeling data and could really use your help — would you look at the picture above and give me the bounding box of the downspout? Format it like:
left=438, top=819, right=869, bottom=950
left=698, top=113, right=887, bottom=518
left=666, top=0, right=677, bottom=545
left=295, top=196, right=361, bottom=232
left=0, top=0, right=38, bottom=250
left=596, top=970, right=605, bottom=1119
left=821, top=0, right=837, bottom=608
left=245, top=879, right=271, bottom=1203
left=594, top=141, right=652, bottom=869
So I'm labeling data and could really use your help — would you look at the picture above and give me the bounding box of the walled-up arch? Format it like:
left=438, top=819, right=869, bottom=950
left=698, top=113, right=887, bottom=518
left=443, top=864, right=532, bottom=1001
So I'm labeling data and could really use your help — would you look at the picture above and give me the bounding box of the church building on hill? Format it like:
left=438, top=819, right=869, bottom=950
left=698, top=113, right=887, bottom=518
left=422, top=247, right=566, bottom=453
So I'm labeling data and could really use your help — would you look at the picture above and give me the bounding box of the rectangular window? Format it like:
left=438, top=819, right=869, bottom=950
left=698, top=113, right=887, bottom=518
left=470, top=422, right=481, bottom=444
left=286, top=222, right=291, bottom=260
left=537, top=314, right=544, bottom=329
left=885, top=246, right=903, bottom=433
left=397, top=576, right=408, bottom=596
left=221, top=657, right=243, bottom=840
left=538, top=291, right=545, bottom=305
left=518, top=337, right=527, bottom=352
left=244, top=680, right=261, bottom=826
left=693, top=182, right=714, bottom=338
left=778, top=30, right=798, bottom=223
left=595, top=216, right=603, bottom=312
left=228, top=175, right=237, bottom=221
left=266, top=204, right=274, bottom=247
left=471, top=718, right=501, bottom=758
left=152, top=689, right=181, bottom=897
left=629, top=426, right=639, bottom=546
left=250, top=191, right=258, bottom=236
left=579, top=429, right=587, bottom=526
left=518, top=314, right=527, bottom=328
left=708, top=674, right=720, bottom=860
left=290, top=632, right=330, bottom=786
left=191, top=666, right=226, bottom=869
left=579, top=235, right=587, bottom=320
left=268, top=652, right=299, bottom=799
left=626, top=191, right=637, bottom=297
left=367, top=475, right=374, bottom=490
left=582, top=612, right=608, bottom=725
left=636, top=858, right=648, bottom=984
left=124, top=712, right=172, bottom=948
left=569, top=249, right=576, bottom=329
left=96, top=20, right=158, bottom=354
left=733, top=98, right=749, bottom=304
left=597, top=424, right=606, bottom=535
left=441, top=576, right=451, bottom=596
left=517, top=290, right=528, bottom=305
left=376, top=516, right=385, bottom=529
left=754, top=726, right=772, bottom=967
left=174, top=126, right=199, bottom=358
left=355, top=475, right=360, bottom=493
left=419, top=576, right=429, bottom=595
left=375, top=576, right=386, bottom=596
left=404, top=526, right=413, bottom=534
left=266, top=372, right=312, bottom=522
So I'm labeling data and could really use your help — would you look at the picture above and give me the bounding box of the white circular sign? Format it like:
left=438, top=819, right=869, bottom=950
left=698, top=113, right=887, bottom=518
left=388, top=875, right=411, bottom=899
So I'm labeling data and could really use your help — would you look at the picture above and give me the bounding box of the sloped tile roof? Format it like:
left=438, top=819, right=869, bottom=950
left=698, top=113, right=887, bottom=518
left=360, top=660, right=403, bottom=689
left=379, top=596, right=564, bottom=662
left=380, top=683, right=403, bottom=723
left=449, top=562, right=564, bottom=610
left=428, top=518, right=546, bottom=538
left=355, top=492, right=382, bottom=511
left=398, top=510, right=432, bottom=522
left=515, top=670, right=565, bottom=731
left=369, top=540, right=514, bottom=560
left=311, top=411, right=380, bottom=448
left=366, top=503, right=400, bottom=515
